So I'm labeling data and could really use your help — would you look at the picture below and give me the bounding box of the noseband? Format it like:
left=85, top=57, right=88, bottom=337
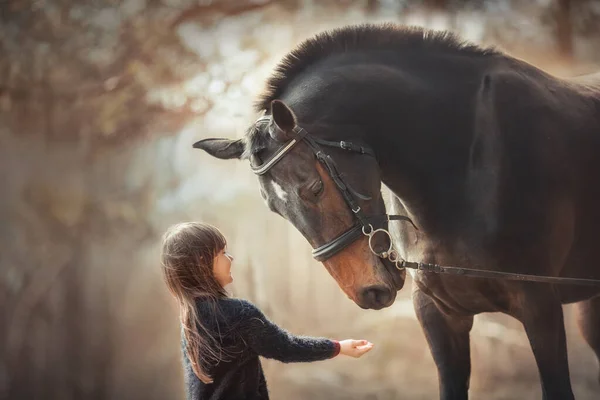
left=249, top=116, right=415, bottom=268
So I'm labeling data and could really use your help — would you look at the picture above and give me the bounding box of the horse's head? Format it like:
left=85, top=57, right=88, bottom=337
left=194, top=100, right=405, bottom=310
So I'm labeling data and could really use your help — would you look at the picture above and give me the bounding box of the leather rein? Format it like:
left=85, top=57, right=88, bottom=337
left=249, top=116, right=600, bottom=287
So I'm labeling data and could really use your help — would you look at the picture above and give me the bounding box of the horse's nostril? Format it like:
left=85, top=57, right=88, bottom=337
left=361, top=285, right=393, bottom=309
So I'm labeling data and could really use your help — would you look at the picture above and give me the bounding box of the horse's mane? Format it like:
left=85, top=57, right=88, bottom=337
left=254, top=23, right=499, bottom=112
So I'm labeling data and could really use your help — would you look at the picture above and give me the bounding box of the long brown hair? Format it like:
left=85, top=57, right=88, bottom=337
left=161, top=222, right=229, bottom=383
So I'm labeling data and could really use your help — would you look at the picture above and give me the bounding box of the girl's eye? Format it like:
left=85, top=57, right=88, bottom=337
left=310, top=180, right=324, bottom=196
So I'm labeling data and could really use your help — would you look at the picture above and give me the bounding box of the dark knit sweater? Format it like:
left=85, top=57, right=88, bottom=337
left=182, top=298, right=340, bottom=400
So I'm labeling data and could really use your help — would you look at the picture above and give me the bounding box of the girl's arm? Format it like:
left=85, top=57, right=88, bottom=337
left=231, top=300, right=340, bottom=363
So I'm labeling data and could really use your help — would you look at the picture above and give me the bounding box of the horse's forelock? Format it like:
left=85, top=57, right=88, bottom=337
left=242, top=123, right=270, bottom=160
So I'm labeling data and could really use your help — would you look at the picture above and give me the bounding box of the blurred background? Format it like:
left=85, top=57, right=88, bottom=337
left=1, top=0, right=600, bottom=399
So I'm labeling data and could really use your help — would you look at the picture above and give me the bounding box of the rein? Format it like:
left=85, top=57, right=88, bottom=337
left=399, top=261, right=600, bottom=287
left=362, top=222, right=600, bottom=287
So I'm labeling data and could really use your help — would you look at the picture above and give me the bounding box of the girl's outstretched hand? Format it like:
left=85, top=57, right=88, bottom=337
left=339, top=339, right=374, bottom=358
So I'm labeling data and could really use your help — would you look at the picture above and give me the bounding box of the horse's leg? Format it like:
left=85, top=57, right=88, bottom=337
left=575, top=295, right=600, bottom=383
left=514, top=284, right=574, bottom=400
left=413, top=287, right=473, bottom=400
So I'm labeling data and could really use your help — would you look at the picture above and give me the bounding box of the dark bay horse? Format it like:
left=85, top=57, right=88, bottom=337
left=193, top=24, right=600, bottom=399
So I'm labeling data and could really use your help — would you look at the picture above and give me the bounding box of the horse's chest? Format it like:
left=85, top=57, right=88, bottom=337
left=411, top=272, right=511, bottom=315
left=390, top=210, right=513, bottom=313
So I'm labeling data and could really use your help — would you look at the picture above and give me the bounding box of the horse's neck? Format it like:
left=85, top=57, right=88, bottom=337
left=379, top=62, right=600, bottom=236
left=371, top=61, right=483, bottom=233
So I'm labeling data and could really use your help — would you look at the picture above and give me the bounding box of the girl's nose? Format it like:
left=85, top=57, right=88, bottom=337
left=225, top=251, right=234, bottom=261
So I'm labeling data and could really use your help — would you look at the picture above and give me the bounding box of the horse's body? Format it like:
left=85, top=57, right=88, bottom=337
left=388, top=63, right=600, bottom=398
left=194, top=25, right=600, bottom=399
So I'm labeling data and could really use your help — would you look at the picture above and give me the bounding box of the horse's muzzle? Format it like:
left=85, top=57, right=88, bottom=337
left=358, top=284, right=396, bottom=310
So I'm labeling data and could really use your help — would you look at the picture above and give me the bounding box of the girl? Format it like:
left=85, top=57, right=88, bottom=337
left=161, top=222, right=374, bottom=400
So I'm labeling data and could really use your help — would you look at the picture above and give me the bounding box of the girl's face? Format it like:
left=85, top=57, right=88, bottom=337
left=212, top=248, right=234, bottom=287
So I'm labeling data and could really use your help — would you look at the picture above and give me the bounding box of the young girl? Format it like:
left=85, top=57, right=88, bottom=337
left=161, top=222, right=374, bottom=400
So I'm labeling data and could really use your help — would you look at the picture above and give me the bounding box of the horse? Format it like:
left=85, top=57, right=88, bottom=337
left=193, top=24, right=600, bottom=399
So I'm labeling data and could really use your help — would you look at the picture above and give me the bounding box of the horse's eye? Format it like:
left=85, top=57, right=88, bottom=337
left=310, top=179, right=324, bottom=196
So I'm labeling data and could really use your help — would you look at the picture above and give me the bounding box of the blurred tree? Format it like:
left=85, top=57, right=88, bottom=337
left=0, top=1, right=275, bottom=399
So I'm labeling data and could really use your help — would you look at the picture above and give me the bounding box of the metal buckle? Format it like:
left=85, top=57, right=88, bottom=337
left=361, top=224, right=374, bottom=236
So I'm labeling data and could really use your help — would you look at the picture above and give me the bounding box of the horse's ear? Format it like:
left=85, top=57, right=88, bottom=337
left=270, top=100, right=297, bottom=142
left=192, top=138, right=244, bottom=160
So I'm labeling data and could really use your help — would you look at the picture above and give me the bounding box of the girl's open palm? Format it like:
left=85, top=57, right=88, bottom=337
left=339, top=339, right=374, bottom=358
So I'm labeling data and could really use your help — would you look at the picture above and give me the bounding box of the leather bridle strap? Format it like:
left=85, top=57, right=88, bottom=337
left=312, top=215, right=416, bottom=262
left=312, top=137, right=376, bottom=157
left=251, top=116, right=375, bottom=176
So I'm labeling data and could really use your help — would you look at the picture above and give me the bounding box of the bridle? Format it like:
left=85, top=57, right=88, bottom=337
left=247, top=115, right=600, bottom=287
left=250, top=115, right=414, bottom=267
